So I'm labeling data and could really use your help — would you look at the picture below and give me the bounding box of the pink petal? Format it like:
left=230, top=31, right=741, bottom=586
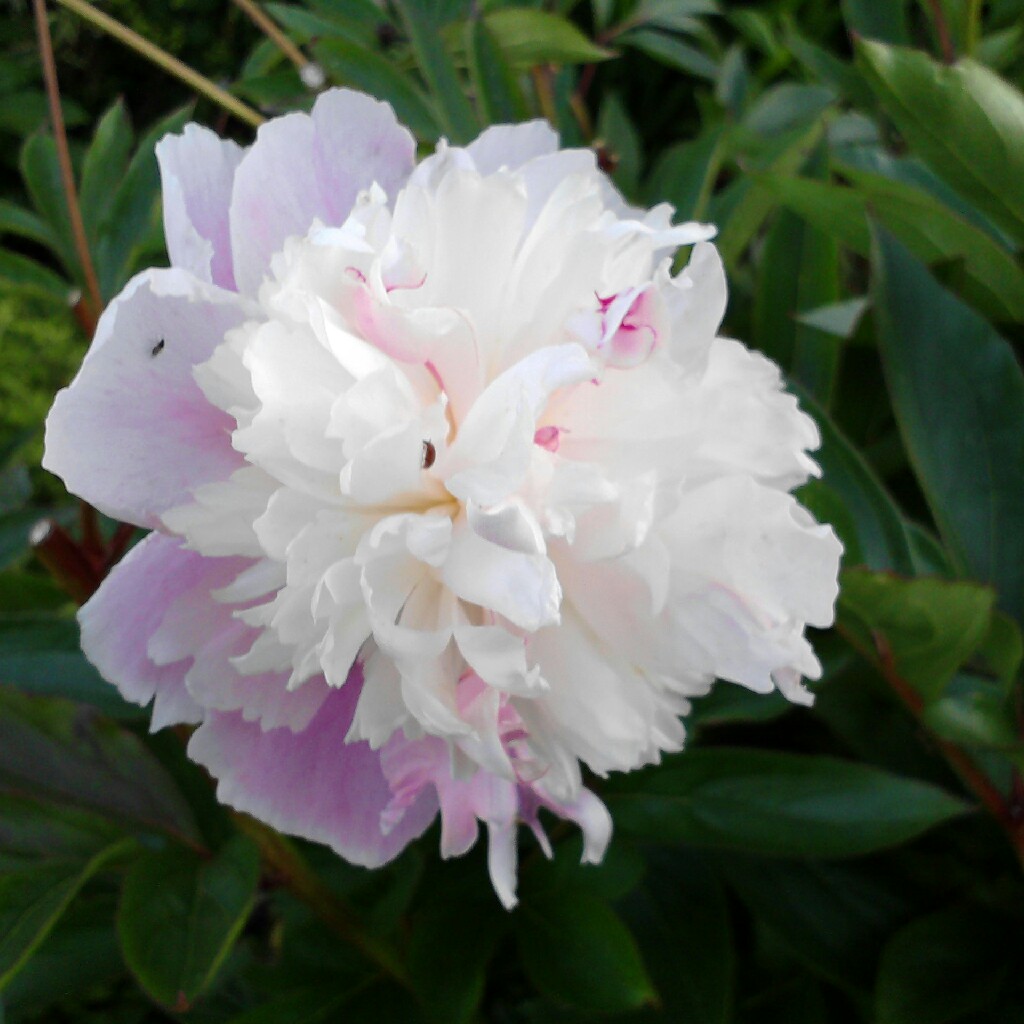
left=78, top=533, right=211, bottom=729
left=156, top=125, right=244, bottom=290
left=229, top=89, right=415, bottom=294
left=43, top=270, right=249, bottom=528
left=188, top=665, right=438, bottom=868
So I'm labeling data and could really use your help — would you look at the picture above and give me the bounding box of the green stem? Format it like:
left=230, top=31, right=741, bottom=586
left=233, top=813, right=412, bottom=988
left=52, top=0, right=265, bottom=129
left=965, top=0, right=983, bottom=56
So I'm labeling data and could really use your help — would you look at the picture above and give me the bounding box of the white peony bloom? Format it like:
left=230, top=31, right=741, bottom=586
left=45, top=92, right=842, bottom=906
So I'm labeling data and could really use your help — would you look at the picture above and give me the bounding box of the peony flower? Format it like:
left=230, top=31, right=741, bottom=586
left=44, top=90, right=841, bottom=907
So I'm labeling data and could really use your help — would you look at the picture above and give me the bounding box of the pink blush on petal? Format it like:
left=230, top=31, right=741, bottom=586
left=534, top=425, right=561, bottom=452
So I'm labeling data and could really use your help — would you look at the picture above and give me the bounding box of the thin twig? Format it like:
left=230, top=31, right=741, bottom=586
left=865, top=628, right=1024, bottom=868
left=52, top=0, right=265, bottom=129
left=964, top=0, right=984, bottom=56
left=530, top=64, right=559, bottom=128
left=233, top=813, right=412, bottom=987
left=926, top=0, right=957, bottom=63
left=231, top=0, right=322, bottom=88
left=32, top=0, right=103, bottom=321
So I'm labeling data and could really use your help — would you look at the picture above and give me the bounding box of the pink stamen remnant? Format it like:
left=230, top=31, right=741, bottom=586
left=534, top=425, right=561, bottom=452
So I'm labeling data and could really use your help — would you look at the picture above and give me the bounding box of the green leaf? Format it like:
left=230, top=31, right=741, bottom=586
left=793, top=387, right=915, bottom=574
left=0, top=251, right=70, bottom=305
left=838, top=569, right=996, bottom=703
left=0, top=794, right=122, bottom=866
left=515, top=891, right=655, bottom=1013
left=99, top=108, right=190, bottom=298
left=18, top=133, right=79, bottom=279
left=923, top=684, right=1022, bottom=754
left=618, top=850, right=734, bottom=1023
left=117, top=835, right=259, bottom=1010
left=714, top=119, right=825, bottom=266
left=484, top=8, right=615, bottom=66
left=0, top=614, right=139, bottom=716
left=0, top=199, right=56, bottom=248
left=605, top=747, right=969, bottom=856
left=841, top=0, right=909, bottom=43
left=763, top=172, right=1024, bottom=324
left=856, top=41, right=1024, bottom=246
left=0, top=839, right=133, bottom=991
left=1, top=893, right=122, bottom=1018
left=721, top=855, right=923, bottom=992
left=870, top=227, right=1024, bottom=621
left=80, top=101, right=134, bottom=251
left=875, top=904, right=1010, bottom=1024
left=753, top=144, right=840, bottom=402
left=408, top=882, right=506, bottom=1024
left=620, top=29, right=718, bottom=79
left=314, top=39, right=439, bottom=142
left=0, top=689, right=201, bottom=846
left=794, top=297, right=869, bottom=339
left=394, top=0, right=479, bottom=144
left=597, top=93, right=641, bottom=197
left=465, top=16, right=528, bottom=126
left=644, top=124, right=725, bottom=221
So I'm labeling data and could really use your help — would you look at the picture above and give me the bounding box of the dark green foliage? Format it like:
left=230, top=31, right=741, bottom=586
left=2, top=0, right=1024, bottom=1021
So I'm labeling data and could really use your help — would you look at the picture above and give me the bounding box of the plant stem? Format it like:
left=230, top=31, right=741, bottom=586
left=52, top=0, right=265, bottom=129
left=926, top=0, right=957, bottom=63
left=530, top=65, right=558, bottom=128
left=233, top=813, right=412, bottom=988
left=965, top=0, right=983, bottom=56
left=868, top=628, right=1024, bottom=870
left=231, top=0, right=321, bottom=87
left=32, top=0, right=103, bottom=322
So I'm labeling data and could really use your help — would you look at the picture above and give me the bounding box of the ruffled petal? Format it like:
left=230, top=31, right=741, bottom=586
left=156, top=125, right=244, bottom=289
left=78, top=533, right=213, bottom=729
left=188, top=664, right=437, bottom=867
left=230, top=89, right=415, bottom=294
left=44, top=269, right=250, bottom=527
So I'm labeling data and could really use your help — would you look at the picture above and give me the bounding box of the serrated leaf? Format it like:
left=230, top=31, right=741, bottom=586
left=838, top=569, right=996, bottom=703
left=857, top=41, right=1024, bottom=246
left=870, top=227, right=1024, bottom=621
left=605, top=747, right=969, bottom=856
left=117, top=836, right=259, bottom=1009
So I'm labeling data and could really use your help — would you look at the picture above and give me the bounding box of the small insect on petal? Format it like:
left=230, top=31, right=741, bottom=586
left=421, top=440, right=436, bottom=469
left=151, top=339, right=166, bottom=357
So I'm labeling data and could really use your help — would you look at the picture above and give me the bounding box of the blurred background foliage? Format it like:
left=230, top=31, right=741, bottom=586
left=2, top=0, right=1024, bottom=1021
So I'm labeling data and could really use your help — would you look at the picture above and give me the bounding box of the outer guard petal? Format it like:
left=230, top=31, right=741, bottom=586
left=44, top=269, right=249, bottom=527
left=78, top=533, right=215, bottom=729
left=229, top=89, right=415, bottom=294
left=188, top=664, right=438, bottom=868
left=156, top=124, right=244, bottom=289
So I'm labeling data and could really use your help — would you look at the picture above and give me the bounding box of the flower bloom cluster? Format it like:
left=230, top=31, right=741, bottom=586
left=44, top=91, right=841, bottom=906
